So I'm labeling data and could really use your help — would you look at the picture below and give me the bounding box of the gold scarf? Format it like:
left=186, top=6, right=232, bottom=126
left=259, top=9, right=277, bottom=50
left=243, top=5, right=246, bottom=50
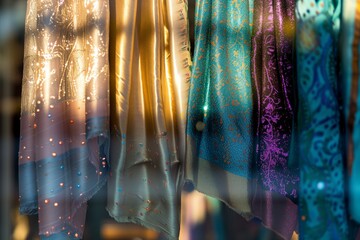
left=107, top=1, right=190, bottom=239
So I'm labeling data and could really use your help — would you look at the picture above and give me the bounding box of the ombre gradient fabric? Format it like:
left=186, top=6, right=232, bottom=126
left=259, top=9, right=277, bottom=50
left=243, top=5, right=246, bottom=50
left=296, top=0, right=348, bottom=239
left=251, top=0, right=299, bottom=199
left=340, top=0, right=360, bottom=224
left=106, top=1, right=191, bottom=239
left=19, top=0, right=110, bottom=239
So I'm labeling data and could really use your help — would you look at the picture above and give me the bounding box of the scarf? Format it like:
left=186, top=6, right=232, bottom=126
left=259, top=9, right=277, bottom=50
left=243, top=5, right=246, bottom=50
left=296, top=0, right=348, bottom=239
left=19, top=0, right=110, bottom=238
left=106, top=1, right=191, bottom=239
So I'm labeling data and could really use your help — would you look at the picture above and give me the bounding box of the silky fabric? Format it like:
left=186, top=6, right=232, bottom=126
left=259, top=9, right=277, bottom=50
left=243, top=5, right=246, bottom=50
left=186, top=0, right=254, bottom=217
left=340, top=0, right=360, bottom=224
left=251, top=0, right=299, bottom=238
left=251, top=0, right=299, bottom=198
left=296, top=1, right=348, bottom=239
left=106, top=1, right=190, bottom=239
left=19, top=0, right=110, bottom=239
left=186, top=1, right=297, bottom=239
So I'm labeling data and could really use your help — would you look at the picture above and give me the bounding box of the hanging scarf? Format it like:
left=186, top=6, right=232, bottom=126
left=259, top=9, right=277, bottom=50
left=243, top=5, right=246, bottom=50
left=186, top=0, right=298, bottom=238
left=340, top=0, right=360, bottom=224
left=186, top=0, right=254, bottom=220
left=251, top=0, right=298, bottom=198
left=251, top=0, right=299, bottom=238
left=296, top=0, right=348, bottom=239
left=19, top=0, right=110, bottom=239
left=106, top=1, right=190, bottom=239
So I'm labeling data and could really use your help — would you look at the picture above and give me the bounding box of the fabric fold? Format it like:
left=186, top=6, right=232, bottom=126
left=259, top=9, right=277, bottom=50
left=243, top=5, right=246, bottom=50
left=19, top=0, right=110, bottom=238
left=296, top=0, right=348, bottom=239
left=251, top=0, right=299, bottom=199
left=250, top=0, right=299, bottom=237
left=185, top=0, right=254, bottom=219
left=106, top=0, right=190, bottom=239
left=186, top=0, right=298, bottom=239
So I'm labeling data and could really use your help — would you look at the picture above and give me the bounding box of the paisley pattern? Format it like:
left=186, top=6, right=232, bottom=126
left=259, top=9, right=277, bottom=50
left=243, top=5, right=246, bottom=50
left=251, top=0, right=299, bottom=198
left=185, top=0, right=255, bottom=222
left=19, top=0, right=110, bottom=239
left=186, top=1, right=298, bottom=239
left=186, top=0, right=254, bottom=178
left=296, top=1, right=348, bottom=239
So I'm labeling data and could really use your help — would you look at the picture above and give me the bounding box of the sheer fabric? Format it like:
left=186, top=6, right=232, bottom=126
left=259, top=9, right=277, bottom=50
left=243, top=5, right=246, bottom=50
left=19, top=0, right=110, bottom=239
left=251, top=0, right=299, bottom=198
left=106, top=1, right=191, bottom=239
left=251, top=0, right=299, bottom=238
left=186, top=0, right=297, bottom=239
left=296, top=0, right=348, bottom=239
left=19, top=1, right=355, bottom=239
left=186, top=0, right=254, bottom=218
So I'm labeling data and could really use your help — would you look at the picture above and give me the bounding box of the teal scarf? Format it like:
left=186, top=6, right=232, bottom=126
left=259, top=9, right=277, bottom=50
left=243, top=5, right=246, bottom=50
left=296, top=0, right=348, bottom=239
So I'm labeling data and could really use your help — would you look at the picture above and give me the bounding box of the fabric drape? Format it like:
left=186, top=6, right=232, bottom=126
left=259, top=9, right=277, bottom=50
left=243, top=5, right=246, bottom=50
left=19, top=0, right=110, bottom=239
left=106, top=0, right=190, bottom=239
left=340, top=0, right=360, bottom=224
left=251, top=0, right=298, bottom=199
left=186, top=0, right=297, bottom=239
left=296, top=0, right=348, bottom=239
left=186, top=0, right=254, bottom=219
left=251, top=0, right=299, bottom=238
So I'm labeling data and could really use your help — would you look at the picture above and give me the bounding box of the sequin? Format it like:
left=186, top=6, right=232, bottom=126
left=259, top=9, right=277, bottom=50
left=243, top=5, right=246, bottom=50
left=19, top=1, right=110, bottom=238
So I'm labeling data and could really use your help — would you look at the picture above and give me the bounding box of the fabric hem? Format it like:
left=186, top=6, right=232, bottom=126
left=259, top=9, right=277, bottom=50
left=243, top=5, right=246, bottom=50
left=186, top=178, right=297, bottom=240
left=106, top=207, right=178, bottom=240
left=185, top=135, right=297, bottom=240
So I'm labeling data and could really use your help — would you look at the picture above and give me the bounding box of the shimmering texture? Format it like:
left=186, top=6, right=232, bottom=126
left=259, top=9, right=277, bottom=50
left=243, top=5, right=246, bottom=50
left=186, top=1, right=298, bottom=239
left=252, top=0, right=299, bottom=199
left=106, top=1, right=190, bottom=239
left=249, top=1, right=300, bottom=238
left=340, top=0, right=360, bottom=224
left=185, top=0, right=254, bottom=222
left=296, top=0, right=348, bottom=239
left=186, top=0, right=254, bottom=178
left=19, top=0, right=110, bottom=239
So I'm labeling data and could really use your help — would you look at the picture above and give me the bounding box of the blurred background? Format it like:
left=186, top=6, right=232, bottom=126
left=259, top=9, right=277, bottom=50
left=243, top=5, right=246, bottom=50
left=0, top=1, right=286, bottom=239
